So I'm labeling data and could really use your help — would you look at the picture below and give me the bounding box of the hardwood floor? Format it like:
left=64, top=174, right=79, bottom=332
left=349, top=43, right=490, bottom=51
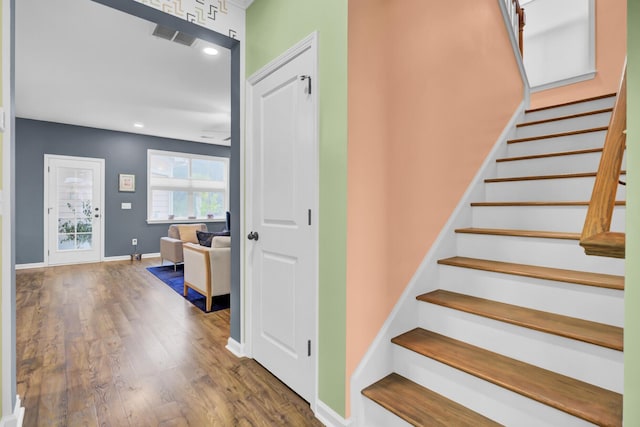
left=16, top=259, right=323, bottom=427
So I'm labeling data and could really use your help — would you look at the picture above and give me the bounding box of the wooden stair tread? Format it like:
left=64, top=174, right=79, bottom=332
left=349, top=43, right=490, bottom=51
left=517, top=108, right=613, bottom=127
left=471, top=200, right=626, bottom=207
left=362, top=373, right=501, bottom=427
left=485, top=170, right=626, bottom=183
left=455, top=227, right=580, bottom=240
left=437, top=256, right=624, bottom=290
left=417, top=290, right=622, bottom=350
left=392, top=328, right=622, bottom=426
left=507, top=126, right=609, bottom=144
left=525, top=93, right=616, bottom=113
left=496, top=148, right=602, bottom=163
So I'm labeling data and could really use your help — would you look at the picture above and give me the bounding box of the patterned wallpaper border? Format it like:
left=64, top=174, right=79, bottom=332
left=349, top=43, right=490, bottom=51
left=134, top=0, right=244, bottom=40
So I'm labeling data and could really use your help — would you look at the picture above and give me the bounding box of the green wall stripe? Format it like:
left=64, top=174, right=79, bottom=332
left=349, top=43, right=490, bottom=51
left=625, top=0, right=639, bottom=423
left=247, top=0, right=348, bottom=416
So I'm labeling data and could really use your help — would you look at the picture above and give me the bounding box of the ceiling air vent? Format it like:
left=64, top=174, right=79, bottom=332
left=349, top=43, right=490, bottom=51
left=152, top=24, right=177, bottom=41
left=152, top=24, right=196, bottom=47
left=173, top=32, right=196, bottom=47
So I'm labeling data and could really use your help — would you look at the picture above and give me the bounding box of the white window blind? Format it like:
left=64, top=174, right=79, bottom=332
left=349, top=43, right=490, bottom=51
left=147, top=149, right=229, bottom=222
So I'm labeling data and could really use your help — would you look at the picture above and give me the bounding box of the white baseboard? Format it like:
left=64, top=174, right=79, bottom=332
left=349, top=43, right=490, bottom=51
left=0, top=395, right=24, bottom=427
left=103, top=252, right=161, bottom=262
left=17, top=253, right=162, bottom=269
left=103, top=255, right=132, bottom=262
left=225, top=337, right=246, bottom=358
left=143, top=253, right=161, bottom=259
left=315, top=400, right=352, bottom=427
left=15, top=262, right=45, bottom=270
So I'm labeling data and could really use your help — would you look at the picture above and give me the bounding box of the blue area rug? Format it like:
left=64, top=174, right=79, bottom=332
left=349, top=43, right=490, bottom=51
left=146, top=264, right=230, bottom=313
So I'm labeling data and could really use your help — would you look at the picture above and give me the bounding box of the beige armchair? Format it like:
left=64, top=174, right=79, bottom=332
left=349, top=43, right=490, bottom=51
left=160, top=223, right=208, bottom=270
left=183, top=236, right=231, bottom=312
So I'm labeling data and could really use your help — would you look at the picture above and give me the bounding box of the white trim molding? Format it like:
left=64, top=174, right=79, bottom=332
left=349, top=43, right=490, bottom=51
left=225, top=337, right=246, bottom=358
left=2, top=0, right=17, bottom=422
left=15, top=263, right=45, bottom=271
left=315, top=400, right=352, bottom=427
left=17, top=253, right=161, bottom=269
left=104, top=253, right=161, bottom=262
left=0, top=395, right=24, bottom=427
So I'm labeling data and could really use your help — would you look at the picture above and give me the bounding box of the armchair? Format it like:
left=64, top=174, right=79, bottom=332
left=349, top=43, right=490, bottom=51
left=160, top=223, right=208, bottom=270
left=182, top=236, right=231, bottom=312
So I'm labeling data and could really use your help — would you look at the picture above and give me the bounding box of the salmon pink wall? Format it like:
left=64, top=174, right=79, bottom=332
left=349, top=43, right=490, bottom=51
left=529, top=0, right=627, bottom=109
left=347, top=0, right=523, bottom=414
left=346, top=0, right=389, bottom=413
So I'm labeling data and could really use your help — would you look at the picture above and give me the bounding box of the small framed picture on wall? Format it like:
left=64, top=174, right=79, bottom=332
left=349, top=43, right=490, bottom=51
left=119, top=174, right=135, bottom=192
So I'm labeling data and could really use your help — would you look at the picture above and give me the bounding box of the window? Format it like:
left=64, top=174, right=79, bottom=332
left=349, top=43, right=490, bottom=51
left=147, top=149, right=229, bottom=222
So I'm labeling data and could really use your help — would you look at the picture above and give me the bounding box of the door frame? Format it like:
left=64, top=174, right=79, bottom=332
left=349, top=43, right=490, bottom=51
left=243, top=31, right=319, bottom=408
left=43, top=154, right=106, bottom=266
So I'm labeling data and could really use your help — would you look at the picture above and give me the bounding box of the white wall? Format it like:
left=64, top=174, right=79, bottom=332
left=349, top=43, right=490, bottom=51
left=523, top=0, right=595, bottom=90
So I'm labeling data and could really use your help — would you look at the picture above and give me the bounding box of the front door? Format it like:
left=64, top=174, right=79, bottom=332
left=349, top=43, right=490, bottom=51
left=45, top=155, right=104, bottom=265
left=248, top=35, right=317, bottom=403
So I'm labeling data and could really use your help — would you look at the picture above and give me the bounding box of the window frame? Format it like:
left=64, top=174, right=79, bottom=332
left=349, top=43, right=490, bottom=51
left=146, top=149, right=229, bottom=224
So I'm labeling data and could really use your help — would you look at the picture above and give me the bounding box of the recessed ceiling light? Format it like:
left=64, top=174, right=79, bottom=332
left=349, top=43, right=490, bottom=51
left=203, top=47, right=219, bottom=56
left=134, top=122, right=145, bottom=128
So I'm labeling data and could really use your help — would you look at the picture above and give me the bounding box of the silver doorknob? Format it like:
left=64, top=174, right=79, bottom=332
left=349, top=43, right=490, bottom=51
left=247, top=231, right=259, bottom=241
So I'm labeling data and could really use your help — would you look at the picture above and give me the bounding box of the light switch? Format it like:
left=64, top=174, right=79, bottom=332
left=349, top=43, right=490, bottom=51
left=121, top=202, right=132, bottom=210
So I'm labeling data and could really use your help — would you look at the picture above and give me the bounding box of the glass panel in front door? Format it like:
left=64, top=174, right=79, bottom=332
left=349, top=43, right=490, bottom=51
left=56, top=167, right=94, bottom=251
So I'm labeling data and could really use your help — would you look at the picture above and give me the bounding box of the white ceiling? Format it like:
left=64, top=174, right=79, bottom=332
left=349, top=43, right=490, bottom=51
left=16, top=0, right=232, bottom=145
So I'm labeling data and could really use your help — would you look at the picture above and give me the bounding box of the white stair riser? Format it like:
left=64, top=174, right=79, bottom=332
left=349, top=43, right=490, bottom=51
left=455, top=233, right=624, bottom=275
left=471, top=205, right=626, bottom=233
left=416, top=305, right=623, bottom=393
left=392, top=346, right=599, bottom=427
left=438, top=266, right=624, bottom=326
left=497, top=152, right=602, bottom=177
left=361, top=398, right=413, bottom=427
left=507, top=130, right=606, bottom=157
left=485, top=177, right=626, bottom=202
left=524, top=98, right=616, bottom=123
left=515, top=112, right=611, bottom=139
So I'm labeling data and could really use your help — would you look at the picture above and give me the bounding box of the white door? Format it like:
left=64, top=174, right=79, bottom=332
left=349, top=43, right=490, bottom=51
left=46, top=155, right=104, bottom=265
left=248, top=36, right=317, bottom=403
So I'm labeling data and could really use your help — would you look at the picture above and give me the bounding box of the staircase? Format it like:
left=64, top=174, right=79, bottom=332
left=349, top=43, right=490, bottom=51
left=360, top=94, right=625, bottom=426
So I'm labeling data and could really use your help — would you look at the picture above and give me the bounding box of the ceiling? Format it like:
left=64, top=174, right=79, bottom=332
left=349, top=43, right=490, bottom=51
left=16, top=0, right=232, bottom=145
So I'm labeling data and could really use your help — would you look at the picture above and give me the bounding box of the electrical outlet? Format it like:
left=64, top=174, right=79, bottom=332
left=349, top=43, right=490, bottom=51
left=132, top=238, right=138, bottom=246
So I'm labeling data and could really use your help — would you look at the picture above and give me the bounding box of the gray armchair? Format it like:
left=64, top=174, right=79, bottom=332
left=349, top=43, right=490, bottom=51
left=160, top=223, right=208, bottom=270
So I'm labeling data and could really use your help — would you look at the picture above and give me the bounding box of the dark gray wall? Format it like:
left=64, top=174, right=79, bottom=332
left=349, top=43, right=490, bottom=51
left=15, top=118, right=230, bottom=264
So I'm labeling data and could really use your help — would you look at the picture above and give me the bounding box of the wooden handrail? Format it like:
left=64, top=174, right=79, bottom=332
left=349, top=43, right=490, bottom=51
left=580, top=62, right=627, bottom=258
left=515, top=0, right=526, bottom=56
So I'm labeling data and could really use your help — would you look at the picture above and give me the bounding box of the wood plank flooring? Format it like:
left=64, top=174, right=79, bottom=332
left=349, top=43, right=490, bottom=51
left=16, top=259, right=322, bottom=427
